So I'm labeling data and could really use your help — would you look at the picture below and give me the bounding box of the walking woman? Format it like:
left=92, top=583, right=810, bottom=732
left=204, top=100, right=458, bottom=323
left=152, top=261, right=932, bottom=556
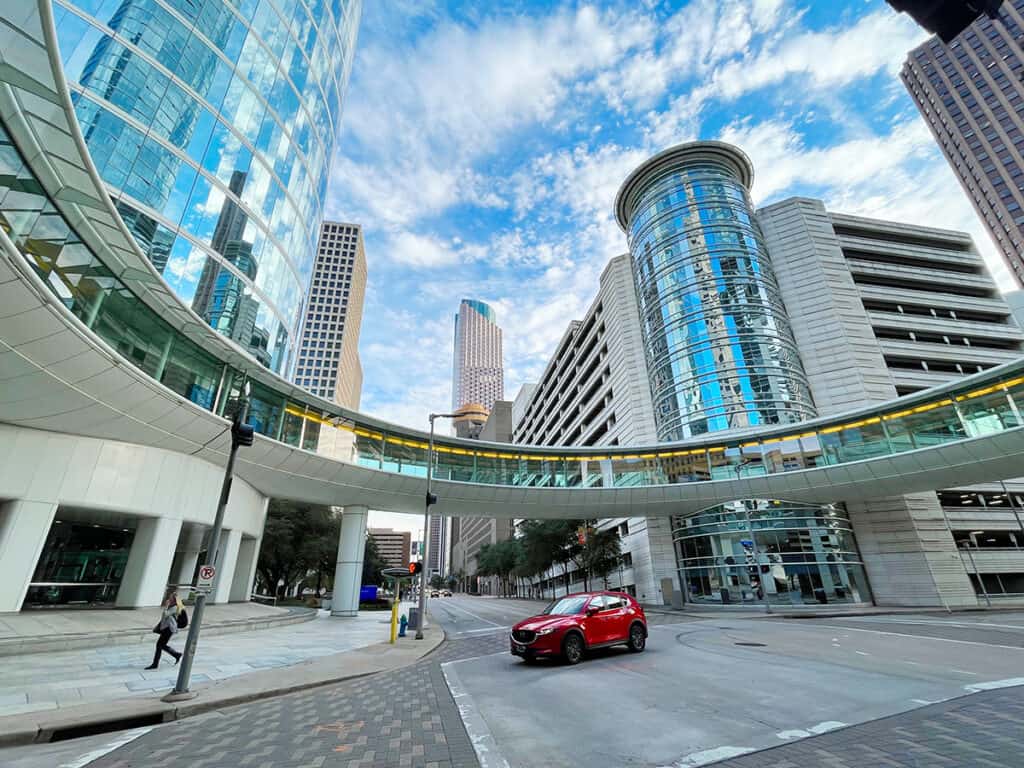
left=146, top=591, right=183, bottom=669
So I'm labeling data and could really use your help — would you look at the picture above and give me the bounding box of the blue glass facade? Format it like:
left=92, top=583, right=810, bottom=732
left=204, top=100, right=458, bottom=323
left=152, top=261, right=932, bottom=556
left=51, top=0, right=362, bottom=373
left=616, top=142, right=816, bottom=441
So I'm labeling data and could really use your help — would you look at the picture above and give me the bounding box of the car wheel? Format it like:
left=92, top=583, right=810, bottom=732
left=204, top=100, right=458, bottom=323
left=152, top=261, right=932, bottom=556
left=628, top=623, right=646, bottom=653
left=562, top=632, right=584, bottom=665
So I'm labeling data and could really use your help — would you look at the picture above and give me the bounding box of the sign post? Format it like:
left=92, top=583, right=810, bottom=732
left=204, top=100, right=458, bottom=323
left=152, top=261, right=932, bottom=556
left=165, top=392, right=253, bottom=701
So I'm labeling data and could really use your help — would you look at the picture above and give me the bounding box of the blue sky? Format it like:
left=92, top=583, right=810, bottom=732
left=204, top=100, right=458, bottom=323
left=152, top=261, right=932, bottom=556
left=324, top=0, right=1015, bottom=433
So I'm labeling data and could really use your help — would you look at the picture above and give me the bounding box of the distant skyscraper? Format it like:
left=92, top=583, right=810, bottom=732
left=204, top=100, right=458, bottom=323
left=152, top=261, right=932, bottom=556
left=293, top=222, right=367, bottom=409
left=452, top=299, right=504, bottom=410
left=902, top=0, right=1024, bottom=286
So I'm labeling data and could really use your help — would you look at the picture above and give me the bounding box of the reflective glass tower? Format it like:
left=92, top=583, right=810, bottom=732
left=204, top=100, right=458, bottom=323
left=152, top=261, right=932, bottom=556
left=51, top=0, right=363, bottom=373
left=615, top=141, right=815, bottom=441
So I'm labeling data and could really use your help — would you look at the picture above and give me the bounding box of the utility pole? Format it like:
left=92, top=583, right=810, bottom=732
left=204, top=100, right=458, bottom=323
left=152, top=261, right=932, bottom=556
left=166, top=387, right=253, bottom=700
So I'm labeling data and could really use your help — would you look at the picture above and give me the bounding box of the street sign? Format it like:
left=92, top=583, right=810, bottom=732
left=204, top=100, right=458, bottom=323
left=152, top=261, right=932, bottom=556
left=196, top=564, right=216, bottom=591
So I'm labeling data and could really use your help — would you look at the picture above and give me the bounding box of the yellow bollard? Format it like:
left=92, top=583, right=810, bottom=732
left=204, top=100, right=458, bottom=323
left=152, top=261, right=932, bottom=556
left=390, top=600, right=399, bottom=644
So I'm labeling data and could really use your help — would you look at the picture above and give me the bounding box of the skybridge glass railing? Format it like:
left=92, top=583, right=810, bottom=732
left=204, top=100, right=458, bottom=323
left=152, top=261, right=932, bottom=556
left=3, top=118, right=1024, bottom=492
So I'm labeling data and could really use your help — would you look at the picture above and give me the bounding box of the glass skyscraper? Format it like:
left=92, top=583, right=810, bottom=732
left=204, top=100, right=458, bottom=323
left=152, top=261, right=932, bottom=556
left=615, top=141, right=815, bottom=441
left=50, top=0, right=362, bottom=373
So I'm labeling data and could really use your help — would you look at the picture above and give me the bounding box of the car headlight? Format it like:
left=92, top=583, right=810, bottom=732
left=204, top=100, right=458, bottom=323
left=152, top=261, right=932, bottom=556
left=536, top=627, right=555, bottom=636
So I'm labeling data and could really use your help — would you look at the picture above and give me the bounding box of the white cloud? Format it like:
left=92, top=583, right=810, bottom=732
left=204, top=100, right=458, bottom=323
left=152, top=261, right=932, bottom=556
left=386, top=231, right=462, bottom=268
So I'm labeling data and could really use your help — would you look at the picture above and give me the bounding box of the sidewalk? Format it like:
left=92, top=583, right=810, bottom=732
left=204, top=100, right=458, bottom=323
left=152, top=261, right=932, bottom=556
left=0, top=602, right=442, bottom=746
left=0, top=602, right=315, bottom=656
left=641, top=602, right=1024, bottom=619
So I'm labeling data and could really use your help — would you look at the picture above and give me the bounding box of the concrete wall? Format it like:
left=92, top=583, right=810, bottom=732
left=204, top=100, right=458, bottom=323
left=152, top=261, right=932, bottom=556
left=757, top=197, right=988, bottom=607
left=0, top=424, right=267, bottom=612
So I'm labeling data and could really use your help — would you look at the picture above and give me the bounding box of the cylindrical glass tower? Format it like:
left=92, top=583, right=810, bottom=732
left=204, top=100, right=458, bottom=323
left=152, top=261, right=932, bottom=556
left=615, top=141, right=815, bottom=441
left=51, top=0, right=362, bottom=373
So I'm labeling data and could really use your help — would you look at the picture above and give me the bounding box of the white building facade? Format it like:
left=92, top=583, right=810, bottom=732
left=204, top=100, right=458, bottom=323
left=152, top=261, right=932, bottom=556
left=512, top=255, right=677, bottom=603
left=451, top=299, right=504, bottom=411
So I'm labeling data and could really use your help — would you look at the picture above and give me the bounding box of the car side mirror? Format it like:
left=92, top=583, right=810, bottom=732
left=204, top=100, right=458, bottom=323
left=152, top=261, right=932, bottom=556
left=586, top=607, right=599, bottom=616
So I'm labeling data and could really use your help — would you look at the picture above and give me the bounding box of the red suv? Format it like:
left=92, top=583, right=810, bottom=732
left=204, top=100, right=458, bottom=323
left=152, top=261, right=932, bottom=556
left=510, top=591, right=647, bottom=665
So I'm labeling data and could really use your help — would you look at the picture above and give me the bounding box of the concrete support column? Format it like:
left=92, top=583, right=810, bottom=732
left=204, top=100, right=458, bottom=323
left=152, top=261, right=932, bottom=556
left=0, top=500, right=57, bottom=613
left=211, top=528, right=242, bottom=604
left=115, top=517, right=183, bottom=608
left=171, top=525, right=206, bottom=588
left=229, top=535, right=261, bottom=602
left=331, top=505, right=368, bottom=617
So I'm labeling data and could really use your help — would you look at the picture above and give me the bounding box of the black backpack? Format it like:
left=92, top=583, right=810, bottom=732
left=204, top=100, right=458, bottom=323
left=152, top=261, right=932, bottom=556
left=177, top=609, right=189, bottom=629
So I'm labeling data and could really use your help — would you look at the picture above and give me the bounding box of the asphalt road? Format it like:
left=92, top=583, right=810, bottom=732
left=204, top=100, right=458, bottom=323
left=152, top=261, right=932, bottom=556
left=442, top=606, right=1024, bottom=768
left=426, top=594, right=549, bottom=639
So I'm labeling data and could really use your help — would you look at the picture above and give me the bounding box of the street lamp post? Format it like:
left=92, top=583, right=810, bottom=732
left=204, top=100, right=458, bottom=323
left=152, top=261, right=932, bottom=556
left=960, top=531, right=991, bottom=608
left=416, top=412, right=458, bottom=640
left=167, top=386, right=253, bottom=700
left=734, top=460, right=771, bottom=615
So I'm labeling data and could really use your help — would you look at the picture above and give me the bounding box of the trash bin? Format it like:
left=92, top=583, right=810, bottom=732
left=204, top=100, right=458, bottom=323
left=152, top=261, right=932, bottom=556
left=408, top=606, right=421, bottom=630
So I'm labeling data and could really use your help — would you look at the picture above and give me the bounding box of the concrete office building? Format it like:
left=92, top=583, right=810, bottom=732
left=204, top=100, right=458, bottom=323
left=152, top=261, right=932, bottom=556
left=452, top=299, right=504, bottom=411
left=368, top=528, right=411, bottom=570
left=758, top=198, right=1024, bottom=603
left=293, top=222, right=367, bottom=409
left=512, top=255, right=677, bottom=603
left=902, top=0, right=1024, bottom=286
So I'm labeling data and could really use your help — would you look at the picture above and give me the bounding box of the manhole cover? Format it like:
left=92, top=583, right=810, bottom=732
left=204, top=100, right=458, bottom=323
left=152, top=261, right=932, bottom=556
left=734, top=641, right=766, bottom=647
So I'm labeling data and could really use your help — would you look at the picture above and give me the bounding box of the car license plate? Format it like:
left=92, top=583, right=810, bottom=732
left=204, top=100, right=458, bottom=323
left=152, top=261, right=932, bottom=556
left=513, top=643, right=525, bottom=652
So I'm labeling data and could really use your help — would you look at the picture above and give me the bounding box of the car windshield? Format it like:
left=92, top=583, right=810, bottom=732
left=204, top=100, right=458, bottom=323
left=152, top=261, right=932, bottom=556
left=542, top=596, right=590, bottom=615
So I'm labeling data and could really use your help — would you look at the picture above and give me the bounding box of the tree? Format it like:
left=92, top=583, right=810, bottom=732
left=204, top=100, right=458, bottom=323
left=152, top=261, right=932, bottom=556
left=477, top=539, right=523, bottom=596
left=257, top=500, right=336, bottom=598
left=429, top=574, right=444, bottom=589
left=362, top=534, right=388, bottom=587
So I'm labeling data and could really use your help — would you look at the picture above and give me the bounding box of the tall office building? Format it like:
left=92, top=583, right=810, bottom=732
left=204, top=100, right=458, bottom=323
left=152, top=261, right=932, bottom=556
left=902, top=0, right=1024, bottom=286
left=452, top=299, right=504, bottom=410
left=368, top=528, right=411, bottom=571
left=758, top=198, right=1024, bottom=604
left=614, top=142, right=816, bottom=441
left=293, top=222, right=366, bottom=409
left=53, top=0, right=363, bottom=371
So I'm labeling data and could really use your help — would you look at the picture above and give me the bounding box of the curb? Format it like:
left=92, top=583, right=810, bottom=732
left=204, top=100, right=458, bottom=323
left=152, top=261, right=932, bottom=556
left=0, top=608, right=317, bottom=657
left=0, top=628, right=445, bottom=747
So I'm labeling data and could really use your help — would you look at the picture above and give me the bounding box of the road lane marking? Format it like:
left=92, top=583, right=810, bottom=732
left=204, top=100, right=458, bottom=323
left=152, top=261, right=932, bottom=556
left=777, top=721, right=846, bottom=740
left=761, top=621, right=1024, bottom=651
left=840, top=617, right=1024, bottom=631
left=964, top=677, right=1024, bottom=692
left=444, top=651, right=509, bottom=666
left=58, top=727, right=153, bottom=767
left=436, top=600, right=504, bottom=627
left=662, top=745, right=755, bottom=766
left=442, top=661, right=511, bottom=768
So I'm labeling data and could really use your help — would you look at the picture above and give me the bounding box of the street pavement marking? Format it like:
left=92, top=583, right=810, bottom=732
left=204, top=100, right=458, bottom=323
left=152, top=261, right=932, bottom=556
left=776, top=721, right=846, bottom=740
left=437, top=600, right=505, bottom=627
left=965, top=676, right=1024, bottom=692
left=442, top=660, right=511, bottom=768
left=661, top=745, right=755, bottom=766
left=58, top=727, right=153, bottom=768
left=444, top=651, right=509, bottom=666
left=764, top=621, right=1024, bottom=651
left=840, top=617, right=1024, bottom=631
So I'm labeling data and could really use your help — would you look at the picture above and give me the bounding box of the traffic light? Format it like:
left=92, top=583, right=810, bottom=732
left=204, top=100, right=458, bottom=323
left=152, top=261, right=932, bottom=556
left=231, top=414, right=254, bottom=447
left=409, top=561, right=422, bottom=575
left=425, top=492, right=438, bottom=507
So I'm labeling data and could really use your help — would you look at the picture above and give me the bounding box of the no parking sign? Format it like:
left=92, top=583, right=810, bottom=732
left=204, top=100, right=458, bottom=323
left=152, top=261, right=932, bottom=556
left=197, top=564, right=216, bottom=592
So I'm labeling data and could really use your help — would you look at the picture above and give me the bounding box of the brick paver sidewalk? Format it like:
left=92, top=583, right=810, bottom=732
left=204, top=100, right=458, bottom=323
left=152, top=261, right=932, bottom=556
left=709, top=685, right=1024, bottom=768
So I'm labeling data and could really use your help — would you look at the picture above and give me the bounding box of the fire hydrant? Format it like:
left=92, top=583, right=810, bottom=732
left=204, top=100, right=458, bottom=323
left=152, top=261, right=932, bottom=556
left=398, top=614, right=408, bottom=637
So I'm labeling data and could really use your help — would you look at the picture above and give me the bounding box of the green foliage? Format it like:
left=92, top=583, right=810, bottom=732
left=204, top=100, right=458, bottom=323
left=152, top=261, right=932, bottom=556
left=516, top=518, right=620, bottom=594
left=429, top=574, right=444, bottom=589
left=257, top=500, right=339, bottom=597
